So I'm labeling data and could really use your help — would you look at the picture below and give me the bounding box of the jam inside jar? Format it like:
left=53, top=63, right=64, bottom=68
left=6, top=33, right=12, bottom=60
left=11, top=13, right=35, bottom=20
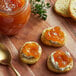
left=0, top=0, right=31, bottom=35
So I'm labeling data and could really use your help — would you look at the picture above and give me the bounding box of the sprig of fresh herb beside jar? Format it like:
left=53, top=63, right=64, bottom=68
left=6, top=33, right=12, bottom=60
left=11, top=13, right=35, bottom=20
left=30, top=0, right=51, bottom=20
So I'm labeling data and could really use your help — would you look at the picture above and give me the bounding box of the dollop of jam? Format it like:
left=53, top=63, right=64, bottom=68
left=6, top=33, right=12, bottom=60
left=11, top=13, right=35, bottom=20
left=22, top=42, right=39, bottom=58
left=53, top=50, right=72, bottom=68
left=44, top=26, right=65, bottom=44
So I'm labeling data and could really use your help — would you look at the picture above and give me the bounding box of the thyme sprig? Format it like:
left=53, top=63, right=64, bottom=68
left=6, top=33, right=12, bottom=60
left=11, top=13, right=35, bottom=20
left=30, top=0, right=51, bottom=20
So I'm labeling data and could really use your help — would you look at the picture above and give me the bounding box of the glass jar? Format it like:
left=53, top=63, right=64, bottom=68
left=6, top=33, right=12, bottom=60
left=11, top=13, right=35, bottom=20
left=0, top=0, right=31, bottom=36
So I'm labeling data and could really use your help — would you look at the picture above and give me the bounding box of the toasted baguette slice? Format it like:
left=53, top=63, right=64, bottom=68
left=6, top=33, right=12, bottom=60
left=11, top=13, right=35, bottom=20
left=47, top=52, right=73, bottom=73
left=54, top=0, right=70, bottom=17
left=69, top=0, right=76, bottom=20
left=41, top=27, right=66, bottom=47
left=19, top=41, right=42, bottom=64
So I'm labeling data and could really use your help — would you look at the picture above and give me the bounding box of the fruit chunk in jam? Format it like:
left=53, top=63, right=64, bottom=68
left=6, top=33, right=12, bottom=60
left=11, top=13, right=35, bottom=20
left=0, top=0, right=25, bottom=12
left=22, top=43, right=39, bottom=58
left=53, top=50, right=72, bottom=68
left=45, top=26, right=64, bottom=44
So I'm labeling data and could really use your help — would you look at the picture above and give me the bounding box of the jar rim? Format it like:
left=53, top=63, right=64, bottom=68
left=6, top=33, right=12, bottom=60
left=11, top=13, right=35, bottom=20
left=0, top=0, right=29, bottom=15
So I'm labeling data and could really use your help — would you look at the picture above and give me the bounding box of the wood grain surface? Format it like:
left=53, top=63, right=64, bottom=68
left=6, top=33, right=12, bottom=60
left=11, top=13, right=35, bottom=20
left=0, top=0, right=76, bottom=76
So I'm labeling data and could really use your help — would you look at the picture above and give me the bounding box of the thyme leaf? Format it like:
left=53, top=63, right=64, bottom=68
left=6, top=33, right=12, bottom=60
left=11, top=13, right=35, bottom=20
left=30, top=0, right=51, bottom=20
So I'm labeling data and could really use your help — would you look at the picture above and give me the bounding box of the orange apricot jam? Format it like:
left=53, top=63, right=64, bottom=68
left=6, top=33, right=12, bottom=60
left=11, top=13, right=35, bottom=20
left=0, top=0, right=31, bottom=35
left=22, top=43, right=39, bottom=58
left=53, top=50, right=72, bottom=68
left=45, top=26, right=64, bottom=44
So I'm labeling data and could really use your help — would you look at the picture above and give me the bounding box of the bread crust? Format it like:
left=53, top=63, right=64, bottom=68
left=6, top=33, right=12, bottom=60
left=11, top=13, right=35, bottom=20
left=41, top=27, right=66, bottom=47
left=54, top=0, right=70, bottom=17
left=69, top=0, right=76, bottom=20
left=19, top=41, right=42, bottom=64
left=47, top=55, right=73, bottom=73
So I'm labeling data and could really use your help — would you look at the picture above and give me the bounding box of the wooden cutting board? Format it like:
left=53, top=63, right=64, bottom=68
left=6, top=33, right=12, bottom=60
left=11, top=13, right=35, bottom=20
left=0, top=0, right=76, bottom=76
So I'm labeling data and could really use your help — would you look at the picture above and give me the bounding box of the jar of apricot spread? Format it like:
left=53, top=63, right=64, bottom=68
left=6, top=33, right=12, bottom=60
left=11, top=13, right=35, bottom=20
left=0, top=0, right=31, bottom=35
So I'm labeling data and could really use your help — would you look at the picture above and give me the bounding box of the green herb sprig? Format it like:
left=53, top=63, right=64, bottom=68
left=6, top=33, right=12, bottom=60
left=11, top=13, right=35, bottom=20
left=30, top=0, right=51, bottom=20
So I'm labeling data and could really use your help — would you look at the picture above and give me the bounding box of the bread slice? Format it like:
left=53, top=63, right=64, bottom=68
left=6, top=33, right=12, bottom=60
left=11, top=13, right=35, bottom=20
left=19, top=41, right=42, bottom=64
left=47, top=54, right=73, bottom=73
left=41, top=27, right=66, bottom=47
left=69, top=0, right=76, bottom=20
left=54, top=0, right=70, bottom=17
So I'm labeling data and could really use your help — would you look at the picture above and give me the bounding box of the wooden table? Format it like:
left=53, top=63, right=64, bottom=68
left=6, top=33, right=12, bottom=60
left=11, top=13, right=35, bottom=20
left=0, top=0, right=76, bottom=76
